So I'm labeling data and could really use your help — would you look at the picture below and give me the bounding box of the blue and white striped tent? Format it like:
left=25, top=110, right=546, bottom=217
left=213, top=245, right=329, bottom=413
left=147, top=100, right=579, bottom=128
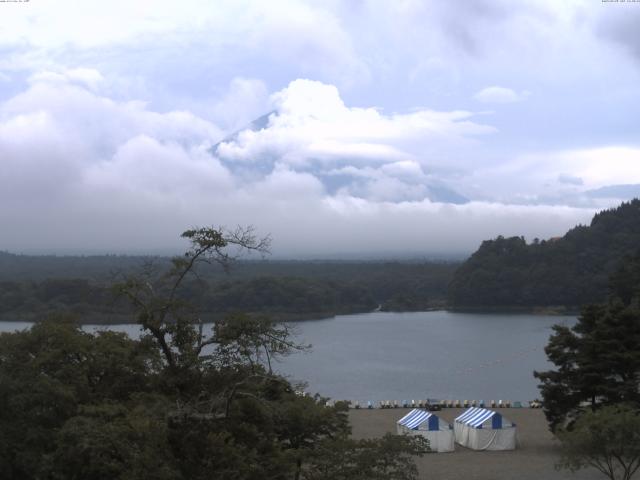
left=396, top=409, right=454, bottom=452
left=455, top=407, right=505, bottom=429
left=454, top=407, right=516, bottom=450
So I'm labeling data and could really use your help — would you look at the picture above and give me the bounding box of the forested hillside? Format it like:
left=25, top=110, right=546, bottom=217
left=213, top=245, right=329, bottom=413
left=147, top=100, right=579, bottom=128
left=0, top=254, right=457, bottom=322
left=448, top=199, right=640, bottom=308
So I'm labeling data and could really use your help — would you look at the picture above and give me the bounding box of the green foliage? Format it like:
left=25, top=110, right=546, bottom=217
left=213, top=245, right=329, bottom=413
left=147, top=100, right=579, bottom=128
left=449, top=199, right=640, bottom=307
left=200, top=275, right=377, bottom=319
left=0, top=318, right=160, bottom=479
left=535, top=250, right=640, bottom=431
left=50, top=401, right=179, bottom=480
left=535, top=305, right=640, bottom=431
left=557, top=404, right=640, bottom=480
left=609, top=251, right=640, bottom=307
left=302, top=434, right=428, bottom=480
left=0, top=227, right=427, bottom=479
left=0, top=246, right=457, bottom=322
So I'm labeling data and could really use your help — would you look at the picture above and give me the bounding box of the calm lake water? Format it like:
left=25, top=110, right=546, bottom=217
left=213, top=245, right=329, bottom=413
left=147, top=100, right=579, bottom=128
left=0, top=311, right=574, bottom=404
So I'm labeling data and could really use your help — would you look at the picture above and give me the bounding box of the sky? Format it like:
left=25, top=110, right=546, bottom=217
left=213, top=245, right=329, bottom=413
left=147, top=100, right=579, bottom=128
left=1, top=0, right=639, bottom=257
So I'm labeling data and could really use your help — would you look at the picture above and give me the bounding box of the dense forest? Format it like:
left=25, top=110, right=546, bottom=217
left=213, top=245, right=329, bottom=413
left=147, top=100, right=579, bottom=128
left=0, top=253, right=457, bottom=323
left=448, top=199, right=640, bottom=309
left=0, top=228, right=427, bottom=479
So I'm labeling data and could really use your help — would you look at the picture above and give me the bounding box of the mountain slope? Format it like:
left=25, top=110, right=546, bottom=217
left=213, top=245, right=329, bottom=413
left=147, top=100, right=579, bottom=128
left=448, top=199, right=640, bottom=308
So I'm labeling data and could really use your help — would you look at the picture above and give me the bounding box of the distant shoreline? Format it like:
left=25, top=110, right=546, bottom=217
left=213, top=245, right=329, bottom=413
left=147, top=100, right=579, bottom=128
left=0, top=306, right=578, bottom=326
left=446, top=305, right=580, bottom=316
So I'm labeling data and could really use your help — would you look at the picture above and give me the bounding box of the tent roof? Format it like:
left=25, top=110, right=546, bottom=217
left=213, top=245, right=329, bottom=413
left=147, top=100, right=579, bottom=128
left=397, top=409, right=435, bottom=429
left=455, top=407, right=500, bottom=428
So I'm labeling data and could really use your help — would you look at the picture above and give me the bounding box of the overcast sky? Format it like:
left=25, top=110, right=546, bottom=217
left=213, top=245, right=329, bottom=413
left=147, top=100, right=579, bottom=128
left=1, top=0, right=639, bottom=257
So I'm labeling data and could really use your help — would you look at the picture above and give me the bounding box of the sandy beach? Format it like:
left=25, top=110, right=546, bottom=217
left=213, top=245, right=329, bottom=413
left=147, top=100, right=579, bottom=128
left=349, top=408, right=605, bottom=480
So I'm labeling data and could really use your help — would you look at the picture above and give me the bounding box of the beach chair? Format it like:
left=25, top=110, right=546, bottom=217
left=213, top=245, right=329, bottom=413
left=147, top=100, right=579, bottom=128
left=513, top=401, right=522, bottom=408
left=393, top=400, right=399, bottom=408
left=354, top=401, right=360, bottom=409
left=367, top=400, right=373, bottom=409
left=479, top=400, right=485, bottom=408
left=463, top=400, right=469, bottom=408
left=491, top=400, right=496, bottom=408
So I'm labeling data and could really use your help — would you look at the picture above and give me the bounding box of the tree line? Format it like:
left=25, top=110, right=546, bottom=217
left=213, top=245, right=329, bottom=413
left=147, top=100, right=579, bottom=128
left=0, top=255, right=457, bottom=322
left=0, top=227, right=428, bottom=479
left=449, top=199, right=640, bottom=308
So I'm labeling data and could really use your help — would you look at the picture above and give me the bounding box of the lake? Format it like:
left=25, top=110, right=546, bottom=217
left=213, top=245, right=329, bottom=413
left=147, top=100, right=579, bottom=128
left=0, top=311, right=574, bottom=404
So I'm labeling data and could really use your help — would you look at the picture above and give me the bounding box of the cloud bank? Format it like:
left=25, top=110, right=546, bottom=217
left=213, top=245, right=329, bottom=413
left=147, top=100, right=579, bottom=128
left=0, top=1, right=639, bottom=256
left=0, top=72, right=613, bottom=256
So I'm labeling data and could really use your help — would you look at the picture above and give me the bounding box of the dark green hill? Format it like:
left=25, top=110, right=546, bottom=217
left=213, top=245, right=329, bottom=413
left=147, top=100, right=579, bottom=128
left=448, top=199, right=640, bottom=308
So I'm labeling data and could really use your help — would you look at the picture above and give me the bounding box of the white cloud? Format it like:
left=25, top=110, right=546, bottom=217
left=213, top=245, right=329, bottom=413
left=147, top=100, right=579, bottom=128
left=468, top=145, right=640, bottom=207
left=514, top=146, right=640, bottom=191
left=0, top=1, right=229, bottom=50
left=556, top=147, right=640, bottom=188
left=0, top=69, right=228, bottom=218
left=212, top=79, right=500, bottom=205
left=474, top=86, right=530, bottom=103
left=0, top=110, right=83, bottom=198
left=210, top=77, right=270, bottom=132
left=3, top=73, right=222, bottom=154
left=1, top=0, right=640, bottom=260
left=380, top=160, right=427, bottom=181
left=0, top=1, right=368, bottom=90
left=0, top=70, right=608, bottom=256
left=216, top=79, right=495, bottom=172
left=29, top=68, right=105, bottom=91
left=85, top=135, right=233, bottom=195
